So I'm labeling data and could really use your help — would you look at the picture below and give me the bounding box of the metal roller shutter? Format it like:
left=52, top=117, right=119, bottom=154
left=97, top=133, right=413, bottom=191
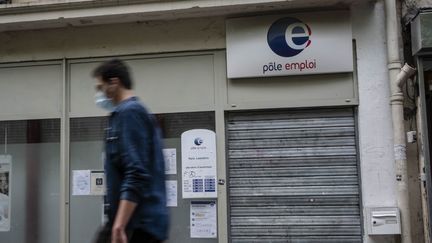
left=227, top=108, right=362, bottom=243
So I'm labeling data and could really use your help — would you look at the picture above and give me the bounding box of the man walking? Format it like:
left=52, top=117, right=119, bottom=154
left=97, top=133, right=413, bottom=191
left=93, top=59, right=169, bottom=243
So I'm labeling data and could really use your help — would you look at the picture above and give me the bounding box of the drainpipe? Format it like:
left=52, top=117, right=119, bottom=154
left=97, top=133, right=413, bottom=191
left=385, top=0, right=416, bottom=242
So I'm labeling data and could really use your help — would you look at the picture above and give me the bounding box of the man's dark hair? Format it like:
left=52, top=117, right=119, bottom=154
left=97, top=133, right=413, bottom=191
left=92, top=59, right=133, bottom=89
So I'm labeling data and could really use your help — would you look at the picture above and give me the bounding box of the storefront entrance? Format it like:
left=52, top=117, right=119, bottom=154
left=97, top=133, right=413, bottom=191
left=227, top=108, right=362, bottom=243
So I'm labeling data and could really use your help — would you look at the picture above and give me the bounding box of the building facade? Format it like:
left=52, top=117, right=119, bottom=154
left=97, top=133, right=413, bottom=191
left=0, top=0, right=426, bottom=243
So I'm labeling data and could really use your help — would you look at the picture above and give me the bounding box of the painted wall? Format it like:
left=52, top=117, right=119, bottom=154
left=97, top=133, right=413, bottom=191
left=0, top=17, right=225, bottom=63
left=352, top=1, right=398, bottom=243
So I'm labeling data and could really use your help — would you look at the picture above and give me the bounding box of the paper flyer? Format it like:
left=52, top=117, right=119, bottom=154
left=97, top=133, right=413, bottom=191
left=0, top=155, right=11, bottom=232
left=90, top=171, right=106, bottom=196
left=163, top=148, right=177, bottom=175
left=72, top=170, right=91, bottom=196
left=190, top=201, right=217, bottom=238
left=166, top=180, right=178, bottom=207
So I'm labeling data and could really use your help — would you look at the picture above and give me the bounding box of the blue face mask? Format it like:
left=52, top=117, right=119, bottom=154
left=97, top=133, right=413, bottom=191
left=95, top=91, right=115, bottom=112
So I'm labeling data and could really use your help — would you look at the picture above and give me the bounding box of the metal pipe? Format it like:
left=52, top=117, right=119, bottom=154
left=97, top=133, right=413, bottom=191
left=392, top=63, right=416, bottom=243
left=385, top=0, right=416, bottom=242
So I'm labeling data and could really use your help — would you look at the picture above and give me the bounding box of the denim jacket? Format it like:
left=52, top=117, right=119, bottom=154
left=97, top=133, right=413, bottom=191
left=105, top=97, right=168, bottom=241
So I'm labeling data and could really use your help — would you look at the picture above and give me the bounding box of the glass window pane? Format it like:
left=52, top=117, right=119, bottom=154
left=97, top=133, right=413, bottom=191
left=156, top=111, right=215, bottom=138
left=156, top=112, right=217, bottom=243
left=0, top=119, right=60, bottom=243
left=69, top=111, right=216, bottom=243
left=69, top=117, right=107, bottom=243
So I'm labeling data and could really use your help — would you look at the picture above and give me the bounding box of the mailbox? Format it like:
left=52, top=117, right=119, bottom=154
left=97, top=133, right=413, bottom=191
left=366, top=207, right=401, bottom=235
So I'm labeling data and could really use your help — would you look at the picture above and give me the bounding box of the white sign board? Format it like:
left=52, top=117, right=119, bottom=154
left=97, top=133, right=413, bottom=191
left=226, top=11, right=353, bottom=78
left=0, top=155, right=11, bottom=232
left=190, top=201, right=217, bottom=238
left=181, top=129, right=217, bottom=198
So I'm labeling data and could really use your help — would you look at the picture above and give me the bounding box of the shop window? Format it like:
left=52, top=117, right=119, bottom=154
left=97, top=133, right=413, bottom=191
left=0, top=119, right=60, bottom=243
left=69, top=111, right=216, bottom=243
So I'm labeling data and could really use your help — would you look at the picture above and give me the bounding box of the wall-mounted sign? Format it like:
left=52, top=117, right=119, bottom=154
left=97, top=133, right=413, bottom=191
left=226, top=11, right=353, bottom=78
left=181, top=129, right=217, bottom=198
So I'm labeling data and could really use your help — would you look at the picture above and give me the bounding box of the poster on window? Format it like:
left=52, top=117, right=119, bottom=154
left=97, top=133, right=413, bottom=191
left=72, top=170, right=91, bottom=196
left=90, top=171, right=106, bottom=196
left=166, top=180, right=178, bottom=207
left=0, top=155, right=11, bottom=232
left=73, top=170, right=107, bottom=196
left=190, top=201, right=217, bottom=238
left=163, top=148, right=177, bottom=175
left=181, top=129, right=217, bottom=198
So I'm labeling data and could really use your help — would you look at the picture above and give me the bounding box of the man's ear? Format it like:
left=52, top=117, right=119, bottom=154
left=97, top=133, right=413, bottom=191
left=109, top=77, right=121, bottom=86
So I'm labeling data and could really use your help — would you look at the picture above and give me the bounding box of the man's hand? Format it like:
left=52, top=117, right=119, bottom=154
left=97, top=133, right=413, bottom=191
left=111, top=200, right=137, bottom=243
left=111, top=225, right=128, bottom=243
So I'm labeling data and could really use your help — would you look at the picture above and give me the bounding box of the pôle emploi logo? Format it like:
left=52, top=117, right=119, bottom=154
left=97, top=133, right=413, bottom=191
left=194, top=137, right=203, bottom=146
left=263, top=17, right=317, bottom=75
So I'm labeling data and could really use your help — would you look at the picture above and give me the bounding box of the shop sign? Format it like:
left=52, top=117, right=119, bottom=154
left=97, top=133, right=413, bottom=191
left=226, top=11, right=353, bottom=78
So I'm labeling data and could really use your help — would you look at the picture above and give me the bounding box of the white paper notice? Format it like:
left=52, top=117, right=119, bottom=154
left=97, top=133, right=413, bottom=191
left=72, top=170, right=91, bottom=195
left=190, top=201, right=217, bottom=238
left=182, top=129, right=217, bottom=198
left=394, top=144, right=407, bottom=161
left=0, top=155, right=11, bottom=232
left=163, top=148, right=177, bottom=175
left=90, top=171, right=106, bottom=196
left=166, top=180, right=178, bottom=207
